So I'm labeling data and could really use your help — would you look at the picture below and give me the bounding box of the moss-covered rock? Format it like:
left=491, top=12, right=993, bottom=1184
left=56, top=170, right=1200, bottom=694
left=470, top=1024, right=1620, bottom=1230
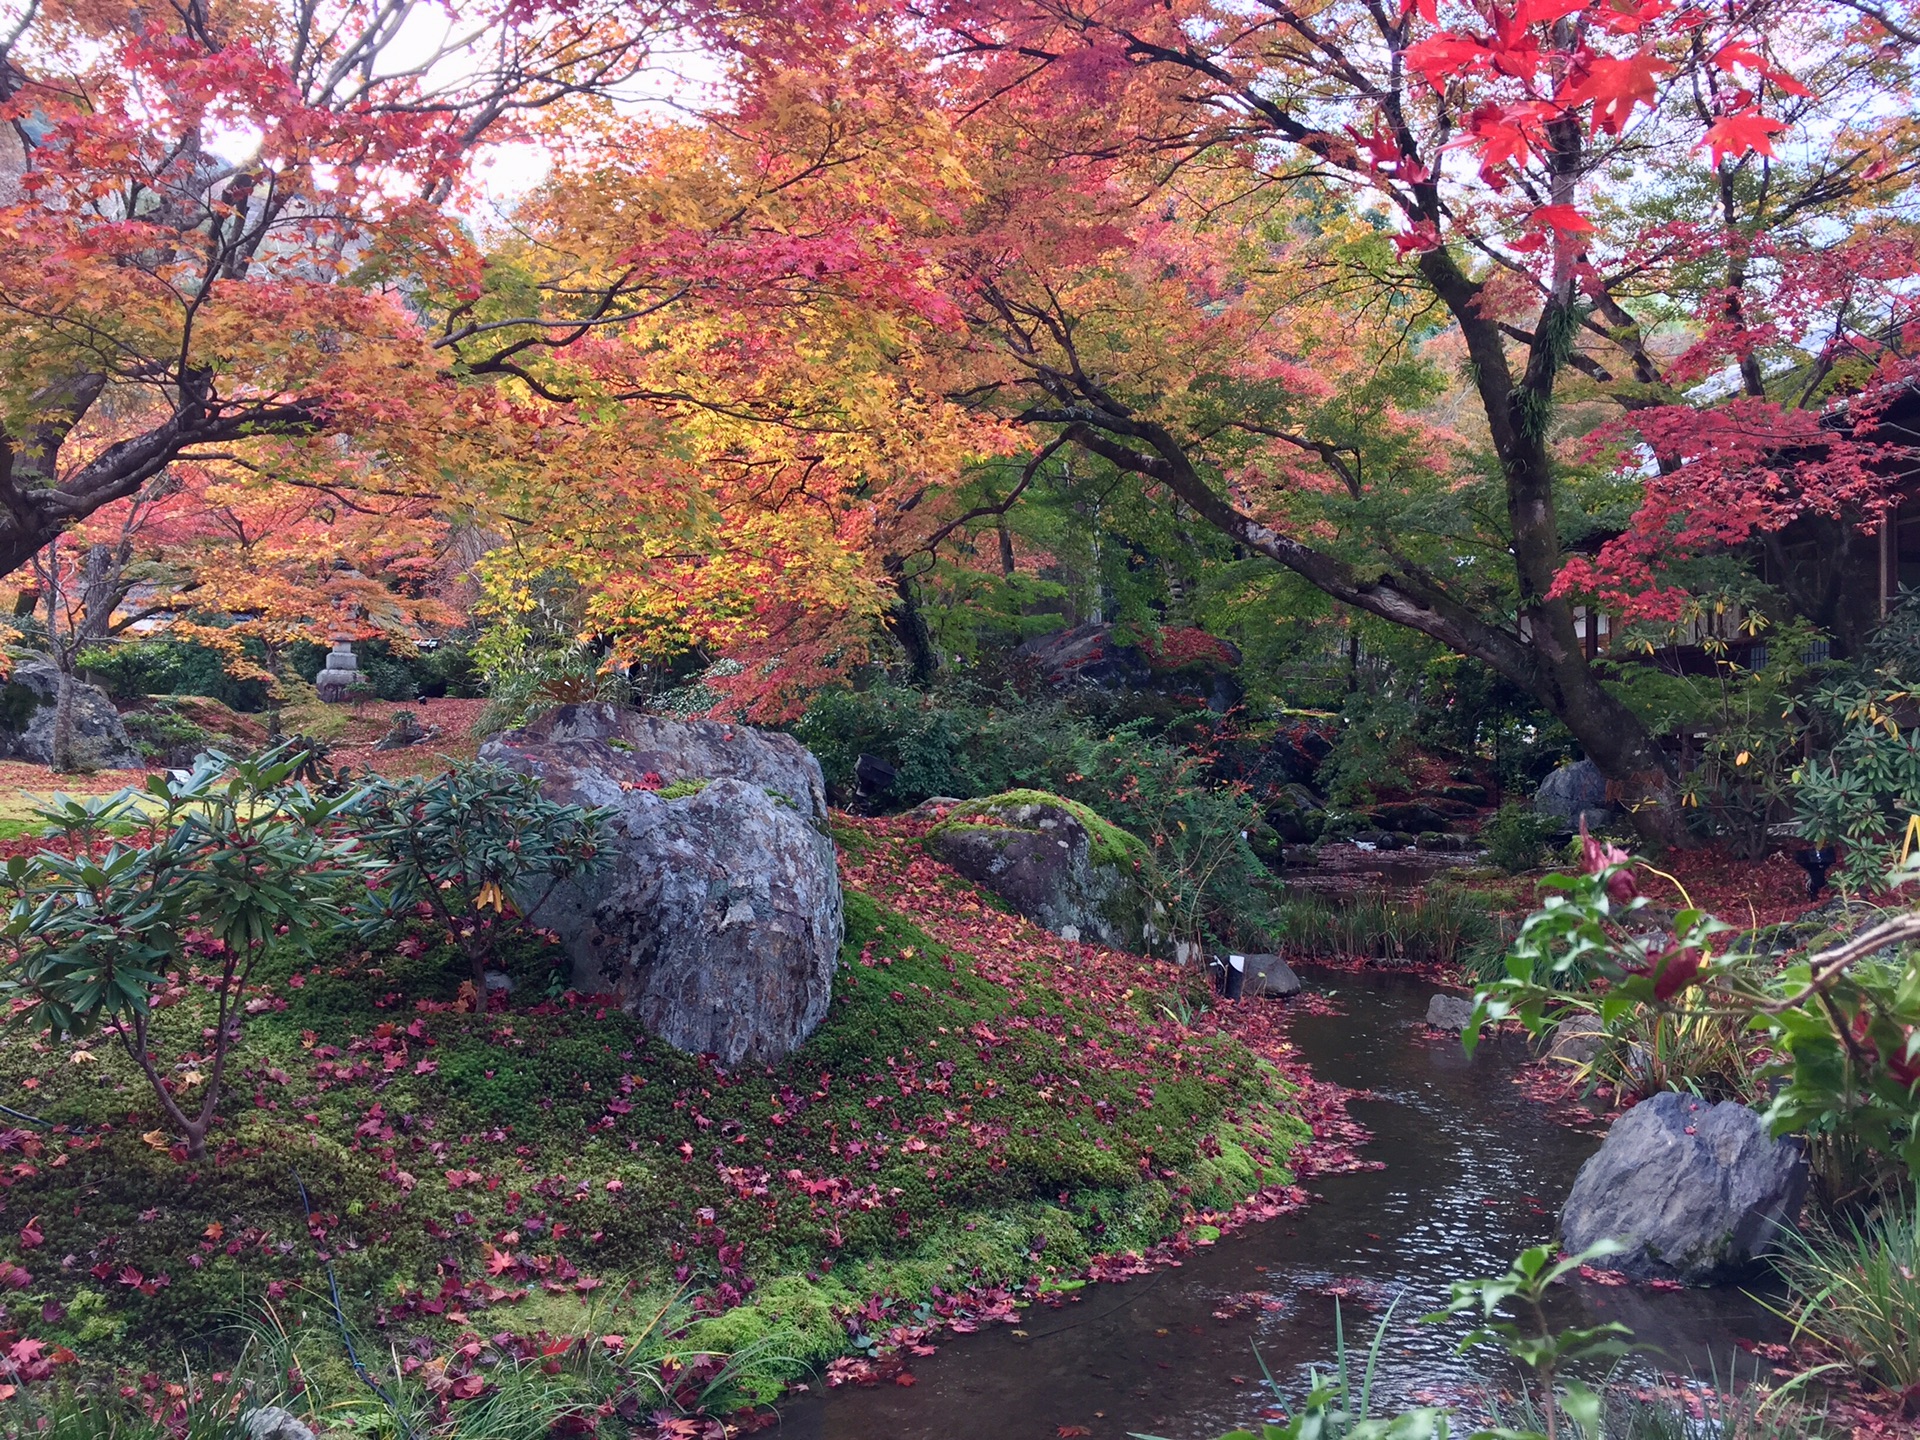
left=938, top=789, right=1148, bottom=869
left=926, top=790, right=1160, bottom=952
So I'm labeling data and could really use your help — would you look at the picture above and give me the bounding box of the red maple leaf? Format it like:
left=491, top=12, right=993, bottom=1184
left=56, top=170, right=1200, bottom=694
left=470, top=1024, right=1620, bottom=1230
left=1404, top=32, right=1492, bottom=87
left=1513, top=0, right=1588, bottom=24
left=1530, top=204, right=1594, bottom=236
left=1559, top=50, right=1669, bottom=135
left=1700, top=111, right=1787, bottom=165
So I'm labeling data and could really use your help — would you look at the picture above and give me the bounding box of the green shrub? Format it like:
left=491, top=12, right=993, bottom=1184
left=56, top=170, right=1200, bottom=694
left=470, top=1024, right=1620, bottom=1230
left=0, top=745, right=364, bottom=1158
left=1793, top=678, right=1920, bottom=893
left=1315, top=687, right=1418, bottom=808
left=476, top=643, right=633, bottom=735
left=77, top=638, right=275, bottom=711
left=1481, top=801, right=1556, bottom=874
left=350, top=763, right=613, bottom=986
left=792, top=681, right=1082, bottom=802
left=120, top=702, right=213, bottom=761
left=795, top=683, right=1271, bottom=947
left=360, top=651, right=420, bottom=701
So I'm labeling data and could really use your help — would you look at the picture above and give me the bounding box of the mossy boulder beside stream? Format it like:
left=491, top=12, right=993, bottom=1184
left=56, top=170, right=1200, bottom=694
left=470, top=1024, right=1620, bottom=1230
left=925, top=790, right=1161, bottom=952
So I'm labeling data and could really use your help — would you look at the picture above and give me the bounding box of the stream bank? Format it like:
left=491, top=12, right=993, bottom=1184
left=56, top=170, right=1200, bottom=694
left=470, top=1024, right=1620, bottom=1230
left=780, top=967, right=1785, bottom=1440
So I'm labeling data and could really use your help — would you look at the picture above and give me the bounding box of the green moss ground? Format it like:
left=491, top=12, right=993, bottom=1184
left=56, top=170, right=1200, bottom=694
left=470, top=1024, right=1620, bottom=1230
left=0, top=874, right=1301, bottom=1407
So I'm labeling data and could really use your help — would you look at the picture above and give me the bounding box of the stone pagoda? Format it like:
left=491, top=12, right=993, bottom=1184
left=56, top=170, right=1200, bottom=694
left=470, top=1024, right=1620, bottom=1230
left=313, top=640, right=361, bottom=702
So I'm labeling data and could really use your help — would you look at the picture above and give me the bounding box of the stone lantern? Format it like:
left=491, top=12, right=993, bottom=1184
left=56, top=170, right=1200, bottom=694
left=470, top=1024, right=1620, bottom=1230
left=314, top=639, right=361, bottom=702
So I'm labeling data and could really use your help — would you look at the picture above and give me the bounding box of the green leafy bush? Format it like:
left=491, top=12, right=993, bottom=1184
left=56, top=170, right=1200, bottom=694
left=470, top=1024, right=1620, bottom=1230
left=1603, top=615, right=1826, bottom=860
left=1481, top=802, right=1557, bottom=874
left=360, top=651, right=421, bottom=701
left=119, top=702, right=213, bottom=762
left=351, top=763, right=612, bottom=987
left=1474, top=845, right=1920, bottom=1188
left=76, top=638, right=275, bottom=711
left=1793, top=680, right=1920, bottom=893
left=1316, top=688, right=1419, bottom=809
left=476, top=643, right=633, bottom=735
left=1055, top=731, right=1266, bottom=951
left=796, top=682, right=1271, bottom=946
left=0, top=745, right=363, bottom=1157
left=792, top=681, right=1083, bottom=803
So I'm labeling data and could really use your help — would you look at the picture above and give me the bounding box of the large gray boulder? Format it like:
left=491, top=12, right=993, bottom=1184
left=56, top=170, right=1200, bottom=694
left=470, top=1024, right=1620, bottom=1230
left=480, top=706, right=841, bottom=1067
left=1240, top=954, right=1301, bottom=998
left=0, top=660, right=139, bottom=770
left=1561, top=1092, right=1806, bottom=1284
left=1535, top=759, right=1608, bottom=828
left=1544, top=1015, right=1608, bottom=1070
left=926, top=791, right=1159, bottom=953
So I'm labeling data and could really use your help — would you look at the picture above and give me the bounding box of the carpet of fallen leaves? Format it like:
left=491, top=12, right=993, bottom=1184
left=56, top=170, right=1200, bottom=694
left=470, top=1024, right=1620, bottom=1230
left=808, top=814, right=1381, bottom=1395
left=321, top=699, right=489, bottom=776
left=1635, top=844, right=1820, bottom=929
left=0, top=808, right=1358, bottom=1434
left=0, top=761, right=142, bottom=794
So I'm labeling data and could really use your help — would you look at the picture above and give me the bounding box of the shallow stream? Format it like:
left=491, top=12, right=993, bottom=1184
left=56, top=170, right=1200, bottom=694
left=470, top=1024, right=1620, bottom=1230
left=781, top=968, right=1786, bottom=1440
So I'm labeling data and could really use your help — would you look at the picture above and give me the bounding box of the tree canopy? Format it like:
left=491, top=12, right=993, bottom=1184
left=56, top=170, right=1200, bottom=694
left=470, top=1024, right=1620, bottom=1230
left=3, top=0, right=1918, bottom=831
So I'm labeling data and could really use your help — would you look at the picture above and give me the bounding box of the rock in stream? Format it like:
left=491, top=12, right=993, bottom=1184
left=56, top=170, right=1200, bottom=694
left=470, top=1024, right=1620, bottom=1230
left=1560, top=1091, right=1806, bottom=1285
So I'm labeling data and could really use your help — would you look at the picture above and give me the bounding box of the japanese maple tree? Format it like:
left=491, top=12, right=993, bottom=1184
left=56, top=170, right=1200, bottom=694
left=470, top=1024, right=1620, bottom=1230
left=658, top=0, right=1920, bottom=837
left=0, top=0, right=670, bottom=580
left=59, top=455, right=465, bottom=686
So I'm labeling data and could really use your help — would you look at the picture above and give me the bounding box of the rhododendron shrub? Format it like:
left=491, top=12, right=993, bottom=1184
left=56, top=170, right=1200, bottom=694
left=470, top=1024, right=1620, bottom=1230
left=0, top=747, right=363, bottom=1159
left=350, top=764, right=611, bottom=989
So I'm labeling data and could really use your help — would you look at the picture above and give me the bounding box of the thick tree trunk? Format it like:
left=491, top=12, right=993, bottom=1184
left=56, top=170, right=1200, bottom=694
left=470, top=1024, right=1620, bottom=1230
left=77, top=542, right=130, bottom=642
left=1052, top=404, right=1686, bottom=847
left=1526, top=624, right=1680, bottom=845
left=1422, top=240, right=1686, bottom=848
left=882, top=565, right=941, bottom=687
